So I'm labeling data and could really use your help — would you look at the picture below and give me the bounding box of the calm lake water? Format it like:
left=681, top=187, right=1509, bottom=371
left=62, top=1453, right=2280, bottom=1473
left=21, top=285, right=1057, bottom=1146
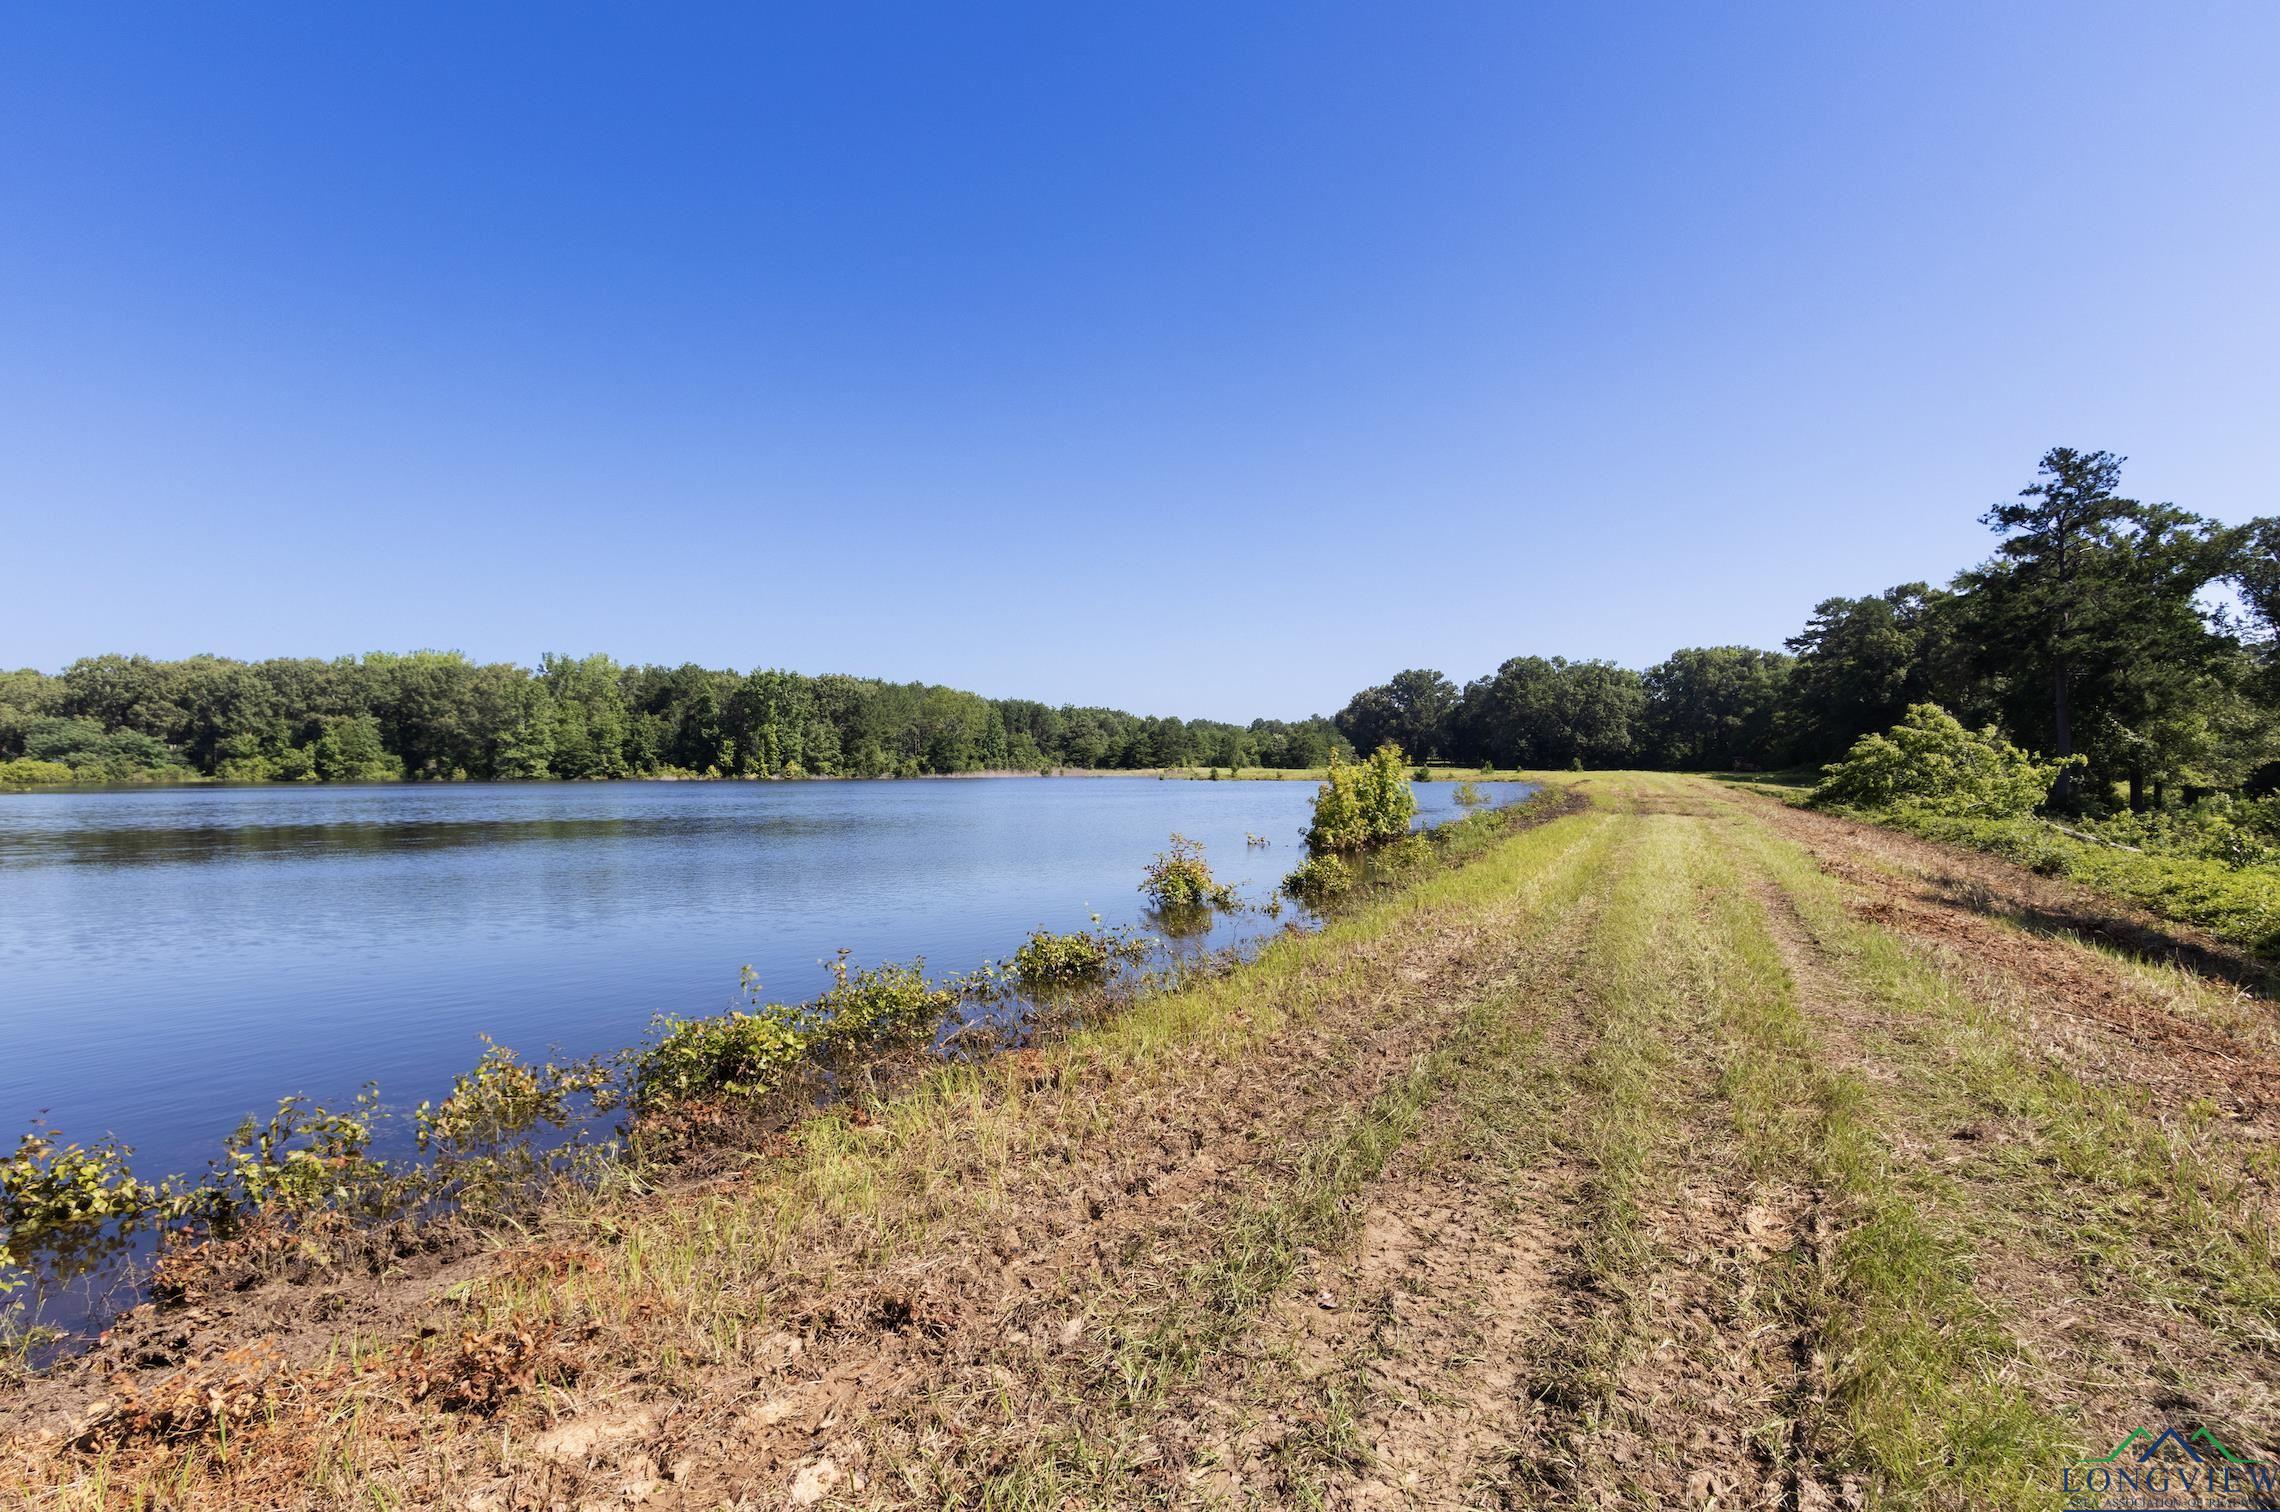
left=0, top=776, right=1534, bottom=1205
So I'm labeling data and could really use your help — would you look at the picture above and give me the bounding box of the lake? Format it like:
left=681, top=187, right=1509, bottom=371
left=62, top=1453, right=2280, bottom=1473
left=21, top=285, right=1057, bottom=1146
left=0, top=776, right=1534, bottom=1220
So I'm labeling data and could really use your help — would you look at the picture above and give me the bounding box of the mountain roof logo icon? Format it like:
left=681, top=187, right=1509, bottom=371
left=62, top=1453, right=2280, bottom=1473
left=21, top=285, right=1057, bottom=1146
left=2079, top=1425, right=2250, bottom=1465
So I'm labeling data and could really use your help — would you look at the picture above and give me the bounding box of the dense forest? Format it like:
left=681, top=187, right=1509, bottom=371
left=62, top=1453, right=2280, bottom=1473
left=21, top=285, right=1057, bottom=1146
left=0, top=656, right=1344, bottom=784
left=9, top=449, right=2274, bottom=802
left=1337, top=448, right=2280, bottom=810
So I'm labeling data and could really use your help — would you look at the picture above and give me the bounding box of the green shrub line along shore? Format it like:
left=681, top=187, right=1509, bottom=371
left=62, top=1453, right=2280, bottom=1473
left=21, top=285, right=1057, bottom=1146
left=0, top=772, right=1558, bottom=1348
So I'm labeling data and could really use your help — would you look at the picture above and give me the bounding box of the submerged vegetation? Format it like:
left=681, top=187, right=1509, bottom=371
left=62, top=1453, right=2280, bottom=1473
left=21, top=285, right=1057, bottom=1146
left=1282, top=743, right=1422, bottom=899
left=1279, top=851, right=1353, bottom=904
left=633, top=956, right=965, bottom=1109
left=1008, top=922, right=1152, bottom=990
left=1301, top=744, right=1418, bottom=854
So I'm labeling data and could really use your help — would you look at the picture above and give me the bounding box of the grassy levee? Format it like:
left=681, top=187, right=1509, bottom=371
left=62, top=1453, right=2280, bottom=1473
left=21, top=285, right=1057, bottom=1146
left=1501, top=777, right=2060, bottom=1508
left=1690, top=792, right=2066, bottom=1509
left=1509, top=791, right=1688, bottom=1432
left=864, top=806, right=1629, bottom=1507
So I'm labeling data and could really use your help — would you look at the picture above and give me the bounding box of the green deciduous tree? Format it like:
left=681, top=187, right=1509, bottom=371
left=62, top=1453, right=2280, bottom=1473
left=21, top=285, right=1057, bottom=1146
left=1641, top=646, right=1792, bottom=770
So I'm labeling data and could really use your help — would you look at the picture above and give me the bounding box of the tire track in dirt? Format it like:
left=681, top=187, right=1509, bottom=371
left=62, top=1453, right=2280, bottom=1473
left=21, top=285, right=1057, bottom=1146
left=1479, top=811, right=1818, bottom=1512
left=1182, top=899, right=1606, bottom=1510
left=655, top=819, right=1621, bottom=1509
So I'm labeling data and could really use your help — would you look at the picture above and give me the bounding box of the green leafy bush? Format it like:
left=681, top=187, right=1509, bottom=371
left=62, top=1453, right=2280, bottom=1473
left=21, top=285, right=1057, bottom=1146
left=1281, top=852, right=1352, bottom=903
left=188, top=1089, right=393, bottom=1226
left=2, top=1128, right=160, bottom=1248
left=635, top=955, right=961, bottom=1106
left=1009, top=923, right=1150, bottom=989
left=415, top=1039, right=616, bottom=1154
left=1139, top=833, right=1236, bottom=909
left=2069, top=795, right=2280, bottom=869
left=1304, top=744, right=1418, bottom=853
left=0, top=758, right=74, bottom=787
left=1811, top=705, right=2075, bottom=819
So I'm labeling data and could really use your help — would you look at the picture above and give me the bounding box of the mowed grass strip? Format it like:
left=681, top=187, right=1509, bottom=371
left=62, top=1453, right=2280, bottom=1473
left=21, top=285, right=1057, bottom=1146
left=1684, top=804, right=2064, bottom=1510
left=1714, top=779, right=2280, bottom=1477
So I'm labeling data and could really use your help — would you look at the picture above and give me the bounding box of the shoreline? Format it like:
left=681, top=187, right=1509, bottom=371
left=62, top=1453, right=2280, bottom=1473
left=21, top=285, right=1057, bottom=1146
left=0, top=787, right=1556, bottom=1362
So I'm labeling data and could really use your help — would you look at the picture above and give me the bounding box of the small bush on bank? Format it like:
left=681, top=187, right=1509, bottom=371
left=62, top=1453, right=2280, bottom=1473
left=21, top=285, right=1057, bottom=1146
left=634, top=955, right=961, bottom=1107
left=1811, top=705, right=2075, bottom=819
left=1140, top=833, right=1235, bottom=909
left=1009, top=923, right=1151, bottom=989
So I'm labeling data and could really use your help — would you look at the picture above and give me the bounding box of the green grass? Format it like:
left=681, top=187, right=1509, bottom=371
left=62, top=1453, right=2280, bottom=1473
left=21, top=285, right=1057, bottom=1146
left=1705, top=812, right=2069, bottom=1510
left=1861, top=807, right=2280, bottom=956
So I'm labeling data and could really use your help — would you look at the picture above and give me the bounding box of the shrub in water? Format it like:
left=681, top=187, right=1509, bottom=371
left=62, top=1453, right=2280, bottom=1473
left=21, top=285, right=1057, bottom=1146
left=1281, top=852, right=1352, bottom=903
left=1009, top=922, right=1151, bottom=989
left=180, top=1089, right=395, bottom=1230
left=635, top=955, right=960, bottom=1106
left=1305, top=744, right=1419, bottom=854
left=1, top=1128, right=160, bottom=1246
left=1140, top=833, right=1236, bottom=909
left=415, top=1038, right=616, bottom=1154
left=1810, top=704, right=2077, bottom=820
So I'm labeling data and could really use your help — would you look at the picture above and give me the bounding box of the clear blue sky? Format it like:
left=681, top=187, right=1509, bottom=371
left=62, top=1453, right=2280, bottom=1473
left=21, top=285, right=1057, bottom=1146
left=5, top=4, right=2275, bottom=720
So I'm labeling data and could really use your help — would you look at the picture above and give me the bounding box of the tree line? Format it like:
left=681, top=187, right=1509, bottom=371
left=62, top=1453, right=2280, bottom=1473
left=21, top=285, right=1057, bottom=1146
left=13, top=448, right=2273, bottom=801
left=1336, top=448, right=2280, bottom=808
left=0, top=654, right=1344, bottom=783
